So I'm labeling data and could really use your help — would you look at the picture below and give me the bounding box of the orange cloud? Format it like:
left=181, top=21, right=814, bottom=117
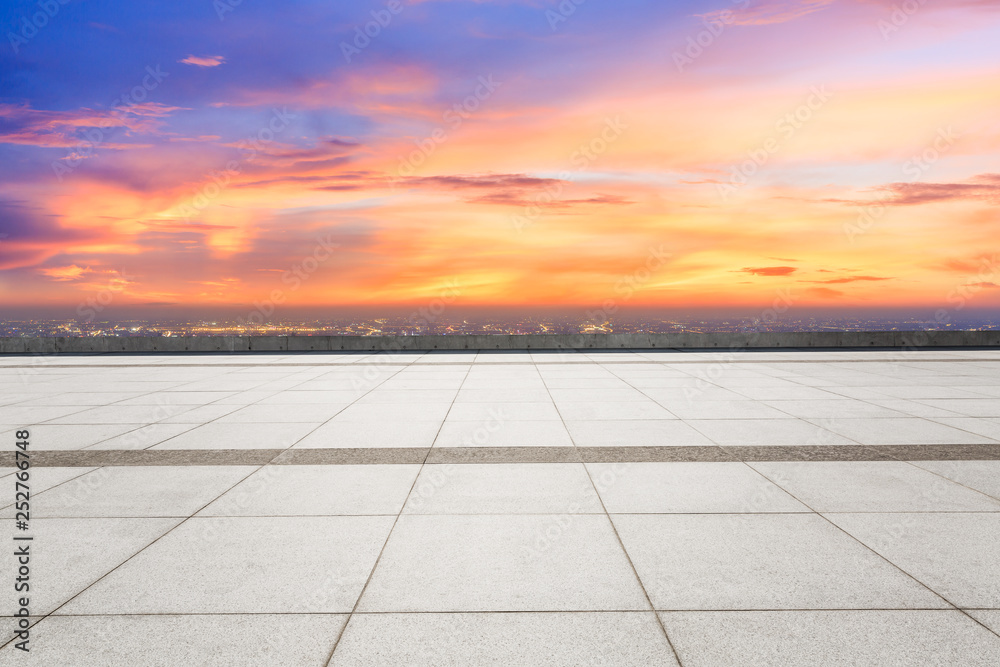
left=736, top=266, right=798, bottom=277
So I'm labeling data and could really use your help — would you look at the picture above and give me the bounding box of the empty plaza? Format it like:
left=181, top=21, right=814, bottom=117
left=2, top=347, right=1000, bottom=665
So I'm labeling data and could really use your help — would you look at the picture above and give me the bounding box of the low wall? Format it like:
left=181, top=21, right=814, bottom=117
left=1, top=330, right=999, bottom=354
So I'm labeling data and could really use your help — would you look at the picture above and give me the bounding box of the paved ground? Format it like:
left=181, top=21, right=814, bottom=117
left=1, top=348, right=1000, bottom=665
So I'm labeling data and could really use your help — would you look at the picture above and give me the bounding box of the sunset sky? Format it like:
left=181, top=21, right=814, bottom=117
left=1, top=0, right=999, bottom=318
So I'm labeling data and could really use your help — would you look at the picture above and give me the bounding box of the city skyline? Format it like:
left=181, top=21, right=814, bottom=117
left=2, top=1, right=1000, bottom=315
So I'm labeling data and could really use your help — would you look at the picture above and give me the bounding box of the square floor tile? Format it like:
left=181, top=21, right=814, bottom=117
left=913, top=400, right=1000, bottom=418
left=330, top=612, right=678, bottom=667
left=566, top=420, right=713, bottom=447
left=446, top=402, right=559, bottom=421
left=357, top=514, right=649, bottom=612
left=159, top=404, right=244, bottom=423
left=21, top=466, right=254, bottom=518
left=404, top=463, right=603, bottom=514
left=85, top=423, right=199, bottom=450
left=762, top=400, right=907, bottom=419
left=751, top=461, right=1000, bottom=512
left=0, top=424, right=138, bottom=451
left=45, top=405, right=194, bottom=424
left=0, top=615, right=348, bottom=667
left=825, top=513, right=1000, bottom=608
left=60, top=516, right=395, bottom=614
left=812, top=418, right=997, bottom=445
left=333, top=403, right=451, bottom=422
left=688, top=419, right=856, bottom=446
left=556, top=401, right=676, bottom=420
left=659, top=610, right=1000, bottom=667
left=0, top=518, right=179, bottom=616
left=435, top=420, right=572, bottom=447
left=0, top=468, right=97, bottom=503
left=588, top=463, right=807, bottom=513
left=294, top=420, right=442, bottom=448
left=200, top=464, right=420, bottom=516
left=662, top=401, right=788, bottom=420
left=912, top=460, right=1000, bottom=500
left=217, top=404, right=344, bottom=424
left=153, top=422, right=315, bottom=449
left=612, top=514, right=946, bottom=610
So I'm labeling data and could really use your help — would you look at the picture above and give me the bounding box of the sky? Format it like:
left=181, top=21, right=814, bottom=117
left=1, top=0, right=999, bottom=320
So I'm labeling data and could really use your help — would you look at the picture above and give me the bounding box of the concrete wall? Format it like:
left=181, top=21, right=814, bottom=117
left=1, top=330, right=998, bottom=354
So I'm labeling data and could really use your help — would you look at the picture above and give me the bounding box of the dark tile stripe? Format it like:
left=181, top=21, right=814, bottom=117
left=4, top=444, right=999, bottom=467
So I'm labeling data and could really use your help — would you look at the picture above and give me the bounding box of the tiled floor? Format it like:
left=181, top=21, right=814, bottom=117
left=1, top=348, right=1000, bottom=665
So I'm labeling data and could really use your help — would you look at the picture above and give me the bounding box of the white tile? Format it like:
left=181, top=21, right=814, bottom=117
left=333, top=403, right=451, bottom=422
left=295, top=420, right=441, bottom=448
left=0, top=518, right=179, bottom=616
left=404, top=463, right=603, bottom=514
left=612, top=514, right=946, bottom=610
left=660, top=610, right=1000, bottom=667
left=46, top=405, right=194, bottom=425
left=331, top=612, right=678, bottom=666
left=752, top=461, right=1000, bottom=512
left=661, top=400, right=788, bottom=420
left=200, top=465, right=420, bottom=516
left=812, top=418, right=997, bottom=445
left=566, top=420, right=713, bottom=446
left=761, top=400, right=907, bottom=419
left=926, top=417, right=1000, bottom=440
left=689, top=419, right=856, bottom=446
left=0, top=614, right=347, bottom=666
left=912, top=460, right=1000, bottom=499
left=61, top=516, right=395, bottom=614
left=826, top=513, right=1000, bottom=608
left=358, top=515, right=649, bottom=612
left=153, top=422, right=315, bottom=449
left=22, top=466, right=254, bottom=517
left=588, top=463, right=807, bottom=513
left=446, top=402, right=559, bottom=421
left=0, top=424, right=138, bottom=450
left=914, top=399, right=1000, bottom=417
left=435, top=420, right=572, bottom=447
left=86, top=423, right=199, bottom=450
left=556, top=401, right=676, bottom=420
left=216, top=404, right=343, bottom=423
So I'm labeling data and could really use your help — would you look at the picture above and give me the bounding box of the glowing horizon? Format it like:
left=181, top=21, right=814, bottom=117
left=2, top=0, right=1000, bottom=317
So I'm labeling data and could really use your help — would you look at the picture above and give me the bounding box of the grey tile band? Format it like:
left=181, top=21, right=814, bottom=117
left=5, top=444, right=1000, bottom=467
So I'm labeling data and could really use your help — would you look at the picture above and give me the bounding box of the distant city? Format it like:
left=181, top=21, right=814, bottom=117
left=3, top=315, right=1000, bottom=338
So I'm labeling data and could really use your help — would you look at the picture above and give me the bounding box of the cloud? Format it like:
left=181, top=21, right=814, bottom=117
left=805, top=286, right=844, bottom=298
left=735, top=266, right=797, bottom=276
left=39, top=265, right=87, bottom=281
left=180, top=55, right=226, bottom=68
left=834, top=174, right=1000, bottom=207
left=800, top=275, right=892, bottom=284
left=932, top=254, right=1000, bottom=274
left=406, top=174, right=564, bottom=190
left=700, top=0, right=835, bottom=26
left=0, top=103, right=183, bottom=149
left=965, top=282, right=999, bottom=289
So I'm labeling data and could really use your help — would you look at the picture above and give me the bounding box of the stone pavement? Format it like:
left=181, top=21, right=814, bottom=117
left=1, top=349, right=999, bottom=665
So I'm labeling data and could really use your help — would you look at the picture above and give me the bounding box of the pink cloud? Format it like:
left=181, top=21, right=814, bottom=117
left=180, top=55, right=226, bottom=67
